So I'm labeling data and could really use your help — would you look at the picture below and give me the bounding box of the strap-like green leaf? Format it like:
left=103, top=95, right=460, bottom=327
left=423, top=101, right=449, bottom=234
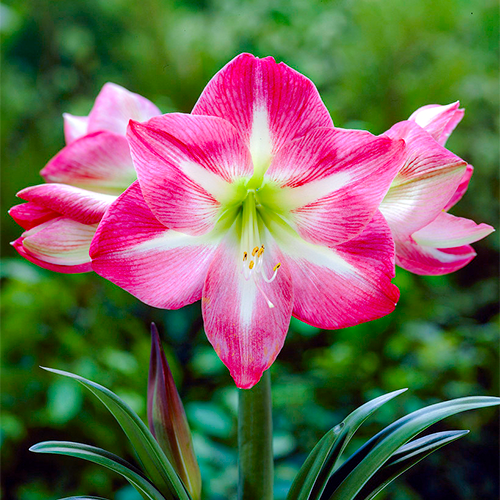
left=352, top=430, right=468, bottom=500
left=30, top=441, right=165, bottom=500
left=59, top=497, right=110, bottom=500
left=41, top=367, right=190, bottom=500
left=323, top=396, right=500, bottom=499
left=287, top=389, right=407, bottom=500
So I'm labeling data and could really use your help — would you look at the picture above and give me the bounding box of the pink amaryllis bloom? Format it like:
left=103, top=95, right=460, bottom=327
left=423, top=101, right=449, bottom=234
left=91, top=54, right=405, bottom=388
left=379, top=102, right=494, bottom=275
left=10, top=83, right=161, bottom=272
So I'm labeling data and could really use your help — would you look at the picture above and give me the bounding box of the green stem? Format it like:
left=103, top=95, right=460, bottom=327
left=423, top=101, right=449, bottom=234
left=238, top=370, right=273, bottom=500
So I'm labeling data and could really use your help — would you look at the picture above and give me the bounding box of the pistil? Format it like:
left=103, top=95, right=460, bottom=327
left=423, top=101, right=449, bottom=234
left=239, top=192, right=281, bottom=299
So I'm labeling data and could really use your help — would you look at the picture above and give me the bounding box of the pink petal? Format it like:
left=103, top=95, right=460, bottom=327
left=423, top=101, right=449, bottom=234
left=381, top=121, right=467, bottom=238
left=395, top=238, right=477, bottom=275
left=412, top=212, right=494, bottom=248
left=265, top=127, right=405, bottom=246
left=41, top=131, right=136, bottom=194
left=409, top=102, right=464, bottom=146
left=192, top=53, right=332, bottom=168
left=87, top=83, right=161, bottom=136
left=127, top=114, right=252, bottom=235
left=63, top=114, right=89, bottom=144
left=12, top=217, right=96, bottom=273
left=444, top=164, right=473, bottom=211
left=9, top=202, right=59, bottom=230
left=202, top=229, right=293, bottom=389
left=274, top=211, right=399, bottom=329
left=17, top=184, right=115, bottom=225
left=91, top=182, right=218, bottom=309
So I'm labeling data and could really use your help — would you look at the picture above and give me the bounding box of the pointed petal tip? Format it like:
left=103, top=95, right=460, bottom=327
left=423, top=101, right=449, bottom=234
left=232, top=368, right=266, bottom=390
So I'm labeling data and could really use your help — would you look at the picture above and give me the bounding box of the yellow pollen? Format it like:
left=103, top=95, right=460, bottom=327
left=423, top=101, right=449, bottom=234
left=257, top=246, right=265, bottom=257
left=252, top=246, right=259, bottom=256
left=273, top=263, right=281, bottom=271
left=249, top=260, right=255, bottom=270
left=243, top=252, right=248, bottom=261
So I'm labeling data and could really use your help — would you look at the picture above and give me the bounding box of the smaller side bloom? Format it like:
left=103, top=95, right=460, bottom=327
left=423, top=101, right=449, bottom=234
left=380, top=103, right=494, bottom=275
left=11, top=83, right=161, bottom=272
left=148, top=324, right=201, bottom=500
left=63, top=82, right=161, bottom=143
left=10, top=184, right=116, bottom=273
left=408, top=101, right=464, bottom=146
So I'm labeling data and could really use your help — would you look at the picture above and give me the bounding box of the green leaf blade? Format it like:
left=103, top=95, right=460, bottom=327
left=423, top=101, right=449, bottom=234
left=324, top=396, right=500, bottom=500
left=30, top=441, right=165, bottom=500
left=287, top=389, right=407, bottom=500
left=352, top=430, right=469, bottom=500
left=41, top=367, right=190, bottom=500
left=59, top=497, right=110, bottom=500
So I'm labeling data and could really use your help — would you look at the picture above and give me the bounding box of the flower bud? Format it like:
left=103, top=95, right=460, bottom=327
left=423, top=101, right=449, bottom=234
left=148, top=323, right=201, bottom=500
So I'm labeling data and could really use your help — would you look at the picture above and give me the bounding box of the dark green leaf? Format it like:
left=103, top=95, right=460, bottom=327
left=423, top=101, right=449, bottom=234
left=353, top=430, right=468, bottom=500
left=41, top=367, right=190, bottom=500
left=287, top=389, right=407, bottom=500
left=59, top=497, right=110, bottom=500
left=323, top=396, right=500, bottom=499
left=30, top=441, right=165, bottom=500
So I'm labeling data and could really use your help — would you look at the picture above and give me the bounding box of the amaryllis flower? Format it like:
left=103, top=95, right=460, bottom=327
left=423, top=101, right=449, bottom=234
left=91, top=54, right=405, bottom=388
left=379, top=102, right=494, bottom=275
left=10, top=83, right=161, bottom=272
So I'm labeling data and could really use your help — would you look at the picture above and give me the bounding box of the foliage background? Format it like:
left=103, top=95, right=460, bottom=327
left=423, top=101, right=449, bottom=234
left=1, top=0, right=498, bottom=499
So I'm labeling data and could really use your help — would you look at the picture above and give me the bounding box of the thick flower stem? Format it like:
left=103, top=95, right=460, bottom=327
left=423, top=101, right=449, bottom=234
left=238, top=370, right=273, bottom=500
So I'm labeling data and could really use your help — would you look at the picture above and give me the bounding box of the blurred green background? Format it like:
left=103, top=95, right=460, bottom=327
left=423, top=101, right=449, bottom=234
left=1, top=0, right=498, bottom=499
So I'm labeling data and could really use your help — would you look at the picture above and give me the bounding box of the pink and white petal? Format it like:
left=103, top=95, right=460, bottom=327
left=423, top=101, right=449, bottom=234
left=17, top=184, right=116, bottom=225
left=87, top=83, right=161, bottom=136
left=202, top=229, right=293, bottom=389
left=192, top=53, right=333, bottom=171
left=9, top=202, right=59, bottom=230
left=63, top=113, right=90, bottom=144
left=127, top=114, right=252, bottom=235
left=412, top=212, right=494, bottom=248
left=408, top=102, right=464, bottom=146
left=266, top=127, right=405, bottom=246
left=12, top=236, right=93, bottom=273
left=91, top=182, right=219, bottom=309
left=12, top=217, right=96, bottom=273
left=395, top=238, right=477, bottom=275
left=41, top=131, right=136, bottom=193
left=269, top=211, right=399, bottom=329
left=381, top=121, right=467, bottom=237
left=444, top=164, right=473, bottom=211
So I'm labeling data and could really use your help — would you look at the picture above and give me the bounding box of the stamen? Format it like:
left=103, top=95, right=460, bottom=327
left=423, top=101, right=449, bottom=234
left=262, top=262, right=281, bottom=283
left=249, top=260, right=255, bottom=270
left=243, top=252, right=248, bottom=261
left=257, top=245, right=265, bottom=257
left=252, top=246, right=259, bottom=257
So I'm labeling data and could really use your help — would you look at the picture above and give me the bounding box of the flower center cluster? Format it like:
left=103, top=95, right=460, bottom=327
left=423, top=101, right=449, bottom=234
left=238, top=189, right=281, bottom=308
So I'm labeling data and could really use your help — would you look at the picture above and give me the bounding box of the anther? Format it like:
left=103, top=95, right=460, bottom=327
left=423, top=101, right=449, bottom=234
left=257, top=246, right=265, bottom=257
left=273, top=263, right=281, bottom=271
left=243, top=252, right=248, bottom=261
left=249, top=260, right=255, bottom=270
left=252, top=246, right=259, bottom=257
